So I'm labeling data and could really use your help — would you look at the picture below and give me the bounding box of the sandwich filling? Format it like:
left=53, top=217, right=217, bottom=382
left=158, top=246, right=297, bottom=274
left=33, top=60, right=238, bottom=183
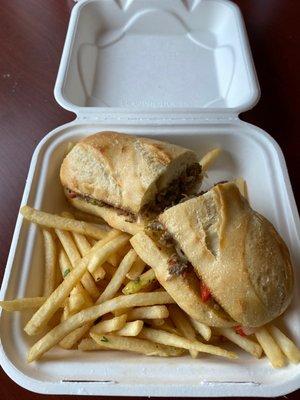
left=65, top=162, right=202, bottom=222
left=146, top=219, right=225, bottom=314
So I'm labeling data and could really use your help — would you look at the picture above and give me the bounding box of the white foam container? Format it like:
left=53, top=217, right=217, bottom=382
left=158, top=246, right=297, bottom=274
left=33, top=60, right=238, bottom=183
left=1, top=0, right=300, bottom=396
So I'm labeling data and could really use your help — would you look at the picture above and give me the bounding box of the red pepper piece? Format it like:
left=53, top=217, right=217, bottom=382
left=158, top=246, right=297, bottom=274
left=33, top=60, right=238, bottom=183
left=200, top=282, right=211, bottom=302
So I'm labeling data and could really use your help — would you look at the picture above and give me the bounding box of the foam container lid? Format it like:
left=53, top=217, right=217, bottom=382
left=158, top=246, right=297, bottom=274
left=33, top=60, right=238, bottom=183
left=1, top=0, right=300, bottom=397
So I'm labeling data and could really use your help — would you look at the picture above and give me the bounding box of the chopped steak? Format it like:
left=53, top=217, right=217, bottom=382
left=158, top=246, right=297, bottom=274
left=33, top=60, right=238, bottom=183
left=145, top=162, right=202, bottom=213
left=167, top=253, right=192, bottom=277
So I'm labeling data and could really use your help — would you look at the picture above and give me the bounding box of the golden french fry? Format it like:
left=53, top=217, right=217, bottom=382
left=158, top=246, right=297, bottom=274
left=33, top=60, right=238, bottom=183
left=71, top=209, right=106, bottom=225
left=107, top=243, right=132, bottom=267
left=189, top=317, right=211, bottom=341
left=115, top=320, right=144, bottom=337
left=139, top=328, right=237, bottom=359
left=58, top=248, right=72, bottom=279
left=107, top=253, right=119, bottom=267
left=98, top=249, right=137, bottom=303
left=55, top=229, right=88, bottom=308
left=169, top=305, right=198, bottom=358
left=27, top=291, right=174, bottom=361
left=269, top=325, right=300, bottom=364
left=122, top=268, right=156, bottom=295
left=150, top=319, right=165, bottom=327
left=68, top=283, right=93, bottom=315
left=78, top=338, right=107, bottom=351
left=233, top=177, right=248, bottom=200
left=24, top=237, right=121, bottom=336
left=42, top=229, right=57, bottom=296
left=62, top=211, right=105, bottom=292
left=20, top=206, right=109, bottom=239
left=216, top=328, right=262, bottom=358
left=87, top=234, right=130, bottom=274
left=199, top=148, right=222, bottom=172
left=0, top=297, right=47, bottom=311
left=89, top=333, right=184, bottom=357
left=157, top=321, right=181, bottom=336
left=113, top=308, right=131, bottom=317
left=92, top=265, right=106, bottom=282
left=90, top=314, right=127, bottom=335
left=101, top=262, right=117, bottom=279
left=127, top=305, right=169, bottom=321
left=65, top=141, right=76, bottom=155
left=126, top=257, right=146, bottom=280
left=59, top=324, right=92, bottom=349
left=56, top=227, right=100, bottom=300
left=255, top=327, right=285, bottom=368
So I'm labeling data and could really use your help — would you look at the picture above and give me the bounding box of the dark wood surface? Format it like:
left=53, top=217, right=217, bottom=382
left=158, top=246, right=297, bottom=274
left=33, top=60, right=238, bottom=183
left=0, top=0, right=299, bottom=398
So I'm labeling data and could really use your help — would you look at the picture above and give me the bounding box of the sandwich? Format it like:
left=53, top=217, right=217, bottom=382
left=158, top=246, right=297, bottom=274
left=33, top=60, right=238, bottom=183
left=131, top=182, right=294, bottom=328
left=60, top=131, right=202, bottom=234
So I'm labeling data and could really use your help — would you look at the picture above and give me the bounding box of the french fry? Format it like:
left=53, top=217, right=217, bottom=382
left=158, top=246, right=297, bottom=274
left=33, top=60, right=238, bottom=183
left=139, top=328, right=237, bottom=359
left=107, top=253, right=119, bottom=267
left=78, top=338, right=107, bottom=351
left=255, top=327, right=285, bottom=368
left=150, top=319, right=165, bottom=327
left=126, top=257, right=145, bottom=280
left=199, top=148, right=221, bottom=172
left=24, top=237, right=122, bottom=336
left=102, top=262, right=117, bottom=279
left=62, top=211, right=105, bottom=291
left=233, top=177, right=248, bottom=200
left=0, top=297, right=46, bottom=311
left=115, top=320, right=144, bottom=337
left=42, top=229, right=57, bottom=296
left=90, top=314, right=127, bottom=335
left=87, top=234, right=130, bottom=274
left=88, top=333, right=185, bottom=357
left=27, top=291, right=174, bottom=361
left=68, top=284, right=93, bottom=315
left=189, top=317, right=211, bottom=341
left=169, top=305, right=198, bottom=358
left=122, top=268, right=156, bottom=295
left=92, top=265, right=106, bottom=282
left=20, top=206, right=109, bottom=239
left=127, top=305, right=169, bottom=321
left=216, top=328, right=262, bottom=358
left=65, top=141, right=76, bottom=155
left=107, top=243, right=132, bottom=267
left=59, top=325, right=92, bottom=349
left=269, top=325, right=300, bottom=364
left=55, top=229, right=89, bottom=309
left=113, top=308, right=131, bottom=317
left=97, top=249, right=137, bottom=303
left=56, top=227, right=100, bottom=300
left=72, top=209, right=106, bottom=225
left=157, top=321, right=181, bottom=336
left=58, top=248, right=72, bottom=279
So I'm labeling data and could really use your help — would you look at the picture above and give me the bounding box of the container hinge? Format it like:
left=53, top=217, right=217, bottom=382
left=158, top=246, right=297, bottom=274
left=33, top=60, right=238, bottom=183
left=75, top=112, right=239, bottom=124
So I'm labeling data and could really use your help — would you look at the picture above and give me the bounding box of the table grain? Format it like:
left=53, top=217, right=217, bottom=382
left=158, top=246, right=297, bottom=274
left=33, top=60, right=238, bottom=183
left=0, top=0, right=299, bottom=398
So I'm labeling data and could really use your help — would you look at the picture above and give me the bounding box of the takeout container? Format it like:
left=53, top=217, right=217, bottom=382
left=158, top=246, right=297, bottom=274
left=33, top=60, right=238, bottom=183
left=1, top=0, right=300, bottom=396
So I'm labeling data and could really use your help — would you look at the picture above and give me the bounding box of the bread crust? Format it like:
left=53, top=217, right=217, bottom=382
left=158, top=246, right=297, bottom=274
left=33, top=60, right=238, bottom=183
left=159, top=182, right=294, bottom=327
left=60, top=132, right=198, bottom=214
left=130, top=232, right=234, bottom=327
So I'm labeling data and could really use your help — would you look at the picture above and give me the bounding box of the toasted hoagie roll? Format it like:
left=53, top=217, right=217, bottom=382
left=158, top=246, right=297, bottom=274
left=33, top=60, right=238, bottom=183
left=60, top=132, right=202, bottom=234
left=157, top=182, right=293, bottom=327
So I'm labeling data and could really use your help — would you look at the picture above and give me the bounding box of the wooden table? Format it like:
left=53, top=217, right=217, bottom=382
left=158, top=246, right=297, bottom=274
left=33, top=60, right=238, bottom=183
left=0, top=0, right=299, bottom=398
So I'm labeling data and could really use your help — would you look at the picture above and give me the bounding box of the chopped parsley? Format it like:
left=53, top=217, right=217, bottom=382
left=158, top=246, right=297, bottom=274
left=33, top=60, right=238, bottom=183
left=100, top=336, right=109, bottom=343
left=63, top=268, right=70, bottom=278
